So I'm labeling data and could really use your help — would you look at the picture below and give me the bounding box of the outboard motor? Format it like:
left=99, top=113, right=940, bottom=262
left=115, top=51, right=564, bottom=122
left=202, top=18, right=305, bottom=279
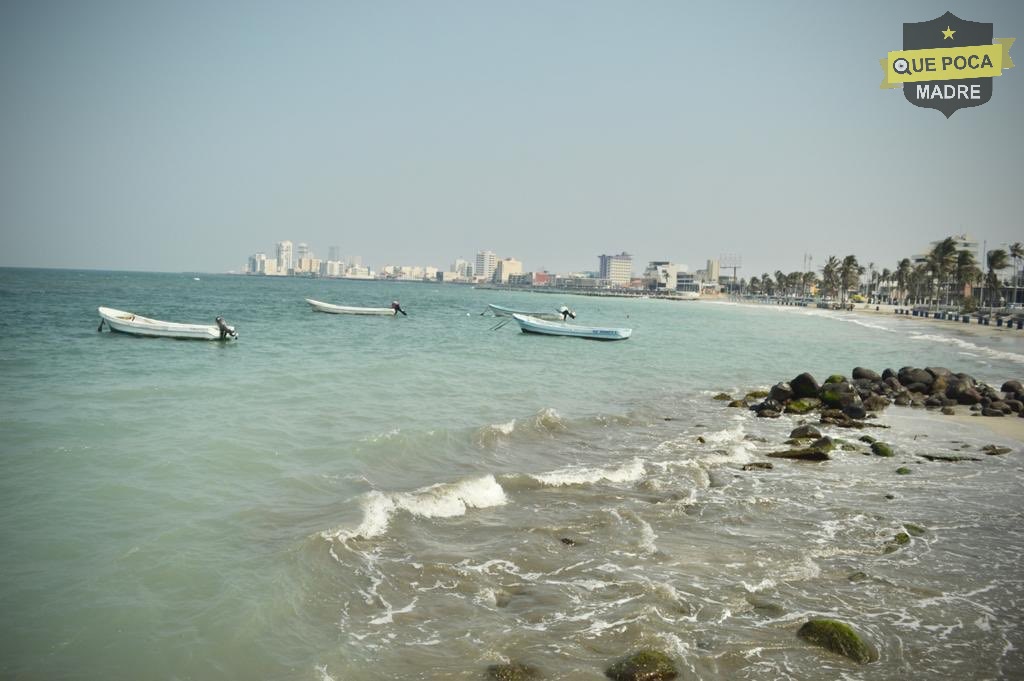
left=559, top=306, right=576, bottom=321
left=215, top=316, right=237, bottom=340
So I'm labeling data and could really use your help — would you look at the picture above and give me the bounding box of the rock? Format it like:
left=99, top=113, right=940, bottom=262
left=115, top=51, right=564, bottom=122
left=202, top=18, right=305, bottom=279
left=487, top=663, right=542, bottom=680
left=989, top=400, right=1012, bottom=414
left=746, top=594, right=785, bottom=617
left=893, top=531, right=910, bottom=545
left=745, top=389, right=769, bottom=400
left=905, top=382, right=931, bottom=395
left=910, top=399, right=925, bottom=408
left=790, top=424, right=822, bottom=439
left=1001, top=379, right=1023, bottom=394
left=605, top=649, right=679, bottom=681
left=751, top=398, right=783, bottom=414
left=982, top=408, right=1005, bottom=417
left=885, top=493, right=896, bottom=500
left=1004, top=400, right=1023, bottom=413
left=769, top=382, right=794, bottom=403
left=981, top=445, right=1012, bottom=456
left=790, top=372, right=821, bottom=399
left=696, top=436, right=706, bottom=444
left=852, top=367, right=881, bottom=381
left=899, top=367, right=934, bottom=388
left=941, top=407, right=955, bottom=415
left=712, top=392, right=732, bottom=401
left=843, top=403, right=867, bottom=420
left=919, top=453, right=981, bottom=462
left=926, top=366, right=952, bottom=379
left=924, top=395, right=944, bottom=408
left=824, top=374, right=847, bottom=385
left=742, top=462, right=774, bottom=471
left=848, top=570, right=868, bottom=582
left=757, top=409, right=782, bottom=418
left=785, top=397, right=820, bottom=414
left=768, top=437, right=834, bottom=461
left=796, top=619, right=878, bottom=664
left=904, top=523, right=926, bottom=536
left=560, top=537, right=576, bottom=546
left=863, top=395, right=891, bottom=412
left=871, top=442, right=894, bottom=457
left=894, top=395, right=911, bottom=406
left=858, top=435, right=876, bottom=444
left=820, top=383, right=853, bottom=408
left=896, top=467, right=911, bottom=475
left=882, top=368, right=897, bottom=380
left=727, top=399, right=748, bottom=408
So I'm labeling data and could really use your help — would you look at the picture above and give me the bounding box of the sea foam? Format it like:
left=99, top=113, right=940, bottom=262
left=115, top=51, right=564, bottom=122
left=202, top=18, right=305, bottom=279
left=531, top=458, right=646, bottom=487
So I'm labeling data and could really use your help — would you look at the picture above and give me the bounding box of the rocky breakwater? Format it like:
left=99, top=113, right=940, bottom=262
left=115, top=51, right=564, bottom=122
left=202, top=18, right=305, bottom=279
left=732, top=367, right=1024, bottom=425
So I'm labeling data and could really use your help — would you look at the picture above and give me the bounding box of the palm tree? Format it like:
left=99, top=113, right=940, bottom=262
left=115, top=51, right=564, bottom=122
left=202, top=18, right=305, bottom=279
left=926, top=237, right=957, bottom=305
left=820, top=256, right=840, bottom=300
left=761, top=272, right=774, bottom=296
left=953, top=250, right=981, bottom=303
left=895, top=258, right=912, bottom=305
left=880, top=267, right=892, bottom=303
left=985, top=248, right=1010, bottom=308
left=802, top=270, right=817, bottom=297
left=839, top=255, right=864, bottom=304
left=748, top=275, right=761, bottom=294
left=1010, top=242, right=1023, bottom=305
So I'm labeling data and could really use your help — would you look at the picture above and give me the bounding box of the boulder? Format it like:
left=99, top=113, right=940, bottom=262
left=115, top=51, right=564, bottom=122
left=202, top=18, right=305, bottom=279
left=790, top=424, right=822, bottom=439
left=785, top=398, right=820, bottom=414
left=790, top=372, right=821, bottom=399
left=768, top=436, right=835, bottom=461
left=919, top=453, right=981, bottom=462
left=727, top=399, right=748, bottom=408
left=1003, top=400, right=1023, bottom=413
left=751, top=398, right=783, bottom=414
left=757, top=409, right=782, bottom=419
left=605, top=649, right=679, bottom=681
left=863, top=395, right=891, bottom=412
left=956, top=388, right=983, bottom=405
left=1001, top=379, right=1023, bottom=394
left=899, top=367, right=934, bottom=387
left=941, top=407, right=956, bottom=415
left=843, top=403, right=867, bottom=420
left=904, top=523, right=926, bottom=536
left=881, top=368, right=897, bottom=380
left=894, top=395, right=911, bottom=406
left=712, top=392, right=732, bottom=401
left=852, top=367, right=881, bottom=381
left=824, top=374, right=847, bottom=385
left=871, top=442, right=894, bottom=457
left=797, top=619, right=878, bottom=664
left=769, top=382, right=794, bottom=403
left=896, top=467, right=911, bottom=475
left=745, top=389, right=769, bottom=400
left=981, top=445, right=1012, bottom=455
left=742, top=462, right=774, bottom=471
left=858, top=435, right=876, bottom=444
left=926, top=367, right=952, bottom=379
left=982, top=408, right=1005, bottom=417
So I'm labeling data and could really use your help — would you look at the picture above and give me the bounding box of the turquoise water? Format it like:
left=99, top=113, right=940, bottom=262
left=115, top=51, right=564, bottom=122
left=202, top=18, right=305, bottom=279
left=1, top=269, right=1022, bottom=679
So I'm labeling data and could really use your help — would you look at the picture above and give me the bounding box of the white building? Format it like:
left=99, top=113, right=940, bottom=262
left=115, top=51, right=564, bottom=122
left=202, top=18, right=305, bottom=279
left=704, top=259, right=720, bottom=284
left=598, top=252, right=633, bottom=286
left=643, top=261, right=677, bottom=290
left=476, top=250, right=498, bottom=282
left=276, top=240, right=293, bottom=273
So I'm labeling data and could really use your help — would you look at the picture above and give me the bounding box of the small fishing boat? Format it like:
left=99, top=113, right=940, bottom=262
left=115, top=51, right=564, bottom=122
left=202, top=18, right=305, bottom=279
left=511, top=313, right=631, bottom=341
left=305, top=299, right=398, bottom=315
left=488, top=303, right=574, bottom=320
left=97, top=307, right=237, bottom=340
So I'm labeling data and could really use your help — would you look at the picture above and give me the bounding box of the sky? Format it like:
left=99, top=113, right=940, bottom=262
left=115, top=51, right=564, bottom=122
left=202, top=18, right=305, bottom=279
left=1, top=0, right=1022, bottom=276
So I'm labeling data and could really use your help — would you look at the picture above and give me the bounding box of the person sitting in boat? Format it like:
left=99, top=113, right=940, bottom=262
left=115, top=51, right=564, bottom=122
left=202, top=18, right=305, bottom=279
left=558, top=305, right=576, bottom=321
left=391, top=301, right=407, bottom=316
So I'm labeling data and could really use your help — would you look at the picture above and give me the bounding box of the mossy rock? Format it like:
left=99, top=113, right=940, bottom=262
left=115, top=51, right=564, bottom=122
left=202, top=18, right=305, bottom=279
left=893, top=531, right=910, bottom=545
left=895, top=467, right=911, bottom=475
left=712, top=392, right=733, bottom=401
left=871, top=442, right=894, bottom=457
left=848, top=570, right=868, bottom=582
left=904, top=523, right=926, bottom=536
left=824, top=374, right=847, bottom=384
left=980, top=444, right=1012, bottom=456
left=785, top=398, right=821, bottom=414
left=797, top=619, right=878, bottom=664
left=727, top=399, right=748, bottom=408
left=841, top=444, right=858, bottom=452
left=605, top=649, right=678, bottom=681
left=858, top=435, right=877, bottom=444
left=487, top=662, right=542, bottom=680
left=745, top=390, right=770, bottom=400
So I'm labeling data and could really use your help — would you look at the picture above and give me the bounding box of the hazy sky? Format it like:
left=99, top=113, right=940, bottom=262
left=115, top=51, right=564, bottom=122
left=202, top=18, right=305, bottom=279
left=1, top=0, right=1022, bottom=276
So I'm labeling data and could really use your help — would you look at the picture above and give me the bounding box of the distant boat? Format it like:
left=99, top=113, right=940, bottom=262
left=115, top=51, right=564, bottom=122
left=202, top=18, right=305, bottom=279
left=511, top=313, right=631, bottom=341
left=305, top=298, right=396, bottom=315
left=97, top=307, right=237, bottom=340
left=488, top=303, right=575, bottom=320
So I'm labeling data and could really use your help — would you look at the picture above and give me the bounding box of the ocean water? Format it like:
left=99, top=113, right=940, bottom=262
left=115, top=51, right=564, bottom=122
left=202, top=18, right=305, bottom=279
left=1, top=268, right=1022, bottom=680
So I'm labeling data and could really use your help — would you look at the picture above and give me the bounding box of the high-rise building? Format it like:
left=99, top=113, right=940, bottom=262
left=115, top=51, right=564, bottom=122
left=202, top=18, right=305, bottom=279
left=276, top=241, right=293, bottom=272
left=598, top=252, right=633, bottom=286
left=452, top=258, right=470, bottom=278
left=705, top=259, right=720, bottom=284
left=476, top=250, right=497, bottom=282
left=494, top=257, right=523, bottom=283
left=297, top=243, right=312, bottom=262
left=328, top=245, right=341, bottom=262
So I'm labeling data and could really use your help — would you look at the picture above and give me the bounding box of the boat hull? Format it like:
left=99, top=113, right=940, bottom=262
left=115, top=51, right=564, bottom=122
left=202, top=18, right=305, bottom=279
left=98, top=307, right=232, bottom=340
left=511, top=314, right=631, bottom=341
left=306, top=299, right=395, bottom=315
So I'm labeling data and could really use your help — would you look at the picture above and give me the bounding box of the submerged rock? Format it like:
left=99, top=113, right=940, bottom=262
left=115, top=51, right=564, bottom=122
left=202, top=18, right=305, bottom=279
left=797, top=619, right=878, bottom=664
left=605, top=649, right=678, bottom=681
left=785, top=397, right=820, bottom=414
left=870, top=442, right=894, bottom=457
left=895, top=467, right=911, bottom=475
left=904, top=523, right=926, bottom=536
left=981, top=445, right=1012, bottom=456
left=745, top=389, right=769, bottom=400
left=487, top=662, right=542, bottom=680
left=742, top=462, right=774, bottom=471
left=919, top=453, right=981, bottom=462
left=858, top=435, right=876, bottom=444
left=790, top=424, right=822, bottom=439
left=712, top=392, right=732, bottom=401
left=727, top=399, right=748, bottom=408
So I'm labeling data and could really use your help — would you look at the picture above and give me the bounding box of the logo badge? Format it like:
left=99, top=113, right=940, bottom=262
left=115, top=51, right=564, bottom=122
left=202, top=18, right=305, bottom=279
left=880, top=11, right=1015, bottom=117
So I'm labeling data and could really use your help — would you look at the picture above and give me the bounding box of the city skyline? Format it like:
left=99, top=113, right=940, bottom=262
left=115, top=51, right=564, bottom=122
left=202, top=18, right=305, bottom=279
left=2, top=2, right=1022, bottom=275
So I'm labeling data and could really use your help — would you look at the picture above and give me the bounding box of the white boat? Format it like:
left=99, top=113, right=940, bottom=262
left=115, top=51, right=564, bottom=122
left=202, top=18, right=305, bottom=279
left=305, top=298, right=396, bottom=315
left=511, top=313, right=631, bottom=341
left=97, top=307, right=237, bottom=340
left=488, top=303, right=574, bottom=320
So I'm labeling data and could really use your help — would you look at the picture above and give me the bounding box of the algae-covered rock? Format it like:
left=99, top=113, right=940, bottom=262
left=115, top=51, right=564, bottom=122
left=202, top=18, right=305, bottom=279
left=904, top=523, right=926, bottom=536
left=797, top=619, right=878, bottom=663
left=785, top=398, right=820, bottom=414
left=605, top=649, right=678, bottom=681
left=745, top=389, right=769, bottom=400
left=848, top=570, right=868, bottom=582
left=893, top=531, right=910, bottom=545
left=742, top=462, right=774, bottom=471
left=727, top=399, right=748, bottom=408
left=712, top=392, right=732, bottom=401
left=790, top=372, right=821, bottom=399
left=858, top=434, right=876, bottom=444
left=824, top=374, right=847, bottom=385
left=871, top=442, right=894, bottom=457
left=895, top=467, right=911, bottom=475
left=487, top=662, right=542, bottom=680
left=981, top=444, right=1012, bottom=455
left=790, top=424, right=822, bottom=439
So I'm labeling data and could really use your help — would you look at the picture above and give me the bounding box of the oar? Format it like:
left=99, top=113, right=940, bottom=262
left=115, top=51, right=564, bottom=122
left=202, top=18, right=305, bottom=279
left=490, top=319, right=511, bottom=331
left=97, top=319, right=104, bottom=332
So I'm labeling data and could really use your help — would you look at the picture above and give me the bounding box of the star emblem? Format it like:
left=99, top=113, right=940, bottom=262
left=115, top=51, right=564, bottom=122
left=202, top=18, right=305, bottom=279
left=942, top=25, right=956, bottom=40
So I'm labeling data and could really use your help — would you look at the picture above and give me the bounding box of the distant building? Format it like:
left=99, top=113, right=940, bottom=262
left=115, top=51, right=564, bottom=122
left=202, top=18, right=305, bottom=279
left=704, top=259, right=720, bottom=284
left=494, top=257, right=522, bottom=283
left=912, top=233, right=981, bottom=265
left=598, top=252, right=632, bottom=286
left=451, top=258, right=470, bottom=279
left=476, top=250, right=497, bottom=282
left=643, top=261, right=677, bottom=291
left=297, top=243, right=312, bottom=262
left=276, top=240, right=293, bottom=273
left=328, top=246, right=341, bottom=262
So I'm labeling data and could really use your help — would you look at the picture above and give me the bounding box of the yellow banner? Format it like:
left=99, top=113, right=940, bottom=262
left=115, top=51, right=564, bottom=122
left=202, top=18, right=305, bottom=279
left=880, top=39, right=1014, bottom=88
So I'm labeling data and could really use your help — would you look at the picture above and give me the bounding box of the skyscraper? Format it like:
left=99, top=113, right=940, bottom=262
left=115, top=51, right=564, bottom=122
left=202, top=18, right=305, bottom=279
left=276, top=240, right=293, bottom=272
left=476, top=250, right=497, bottom=282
